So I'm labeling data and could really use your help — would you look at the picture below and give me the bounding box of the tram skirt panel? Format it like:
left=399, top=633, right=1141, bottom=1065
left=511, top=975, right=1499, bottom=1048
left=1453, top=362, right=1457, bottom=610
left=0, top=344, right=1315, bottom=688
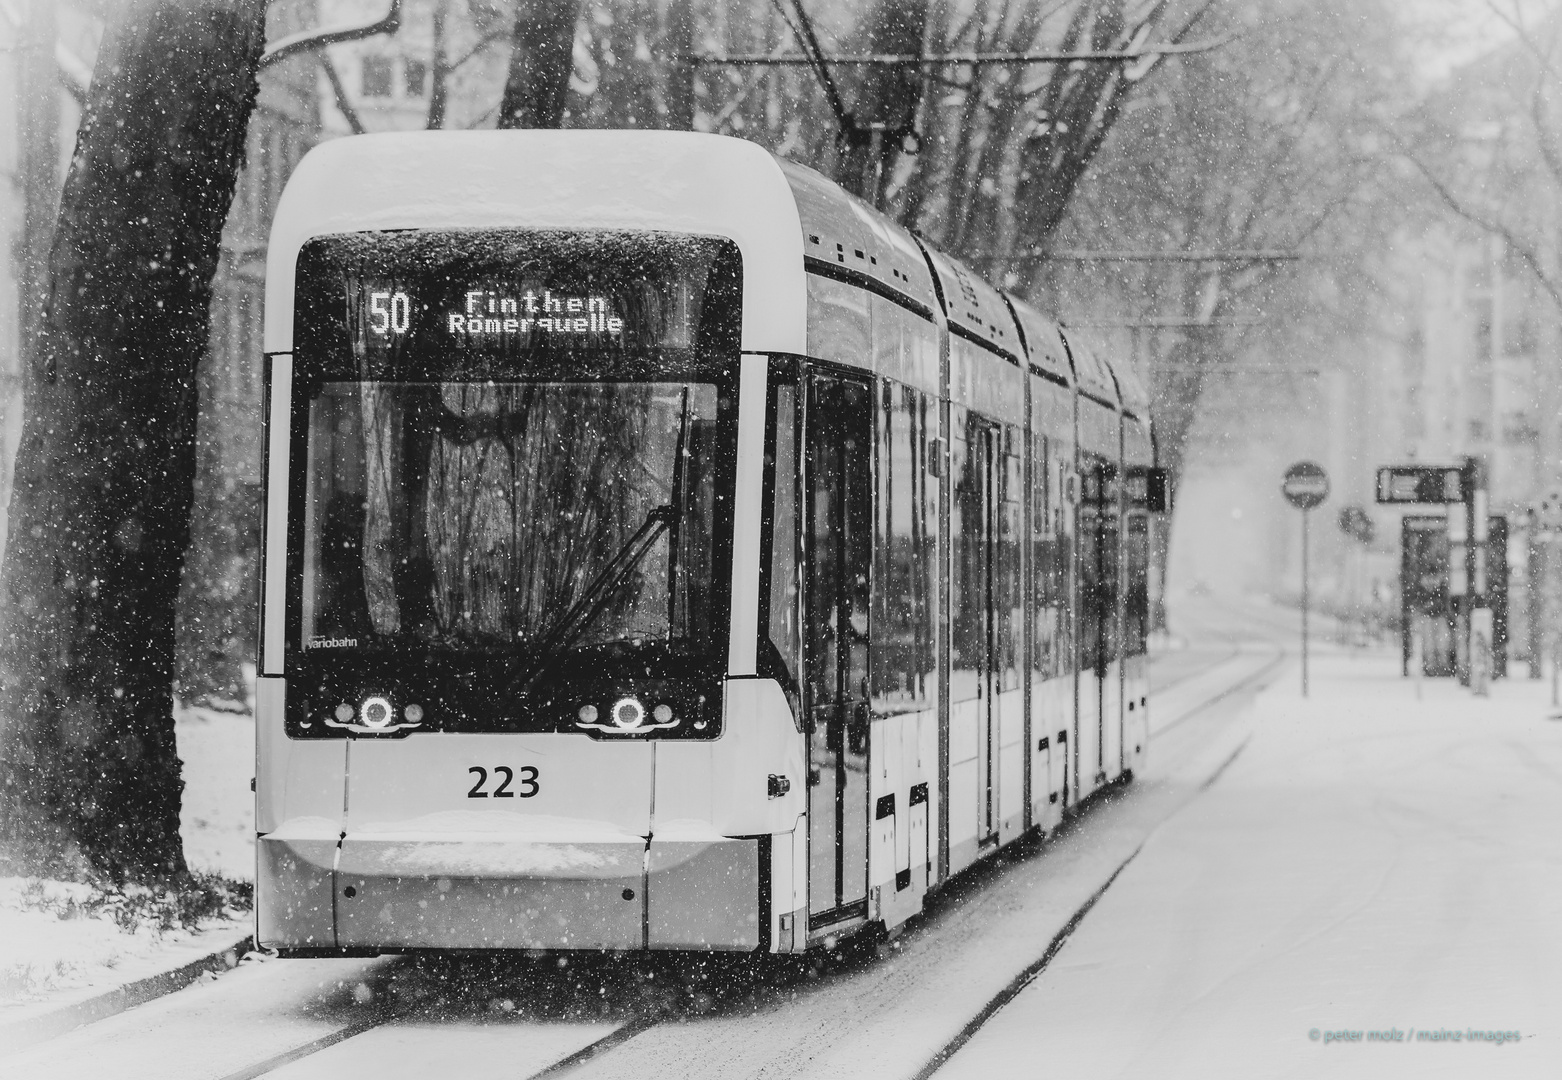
left=947, top=697, right=982, bottom=873
left=1078, top=674, right=1103, bottom=800
left=996, top=687, right=1026, bottom=844
left=1103, top=659, right=1124, bottom=783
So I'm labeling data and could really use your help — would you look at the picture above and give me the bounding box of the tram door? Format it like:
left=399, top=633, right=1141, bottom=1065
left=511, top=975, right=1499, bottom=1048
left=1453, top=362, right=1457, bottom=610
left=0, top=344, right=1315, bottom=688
left=804, top=372, right=873, bottom=919
left=952, top=415, right=1001, bottom=854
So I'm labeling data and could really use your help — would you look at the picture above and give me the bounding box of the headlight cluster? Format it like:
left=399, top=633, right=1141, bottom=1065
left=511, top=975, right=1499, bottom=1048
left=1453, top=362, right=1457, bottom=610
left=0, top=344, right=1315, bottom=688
left=574, top=694, right=683, bottom=735
left=323, top=693, right=427, bottom=734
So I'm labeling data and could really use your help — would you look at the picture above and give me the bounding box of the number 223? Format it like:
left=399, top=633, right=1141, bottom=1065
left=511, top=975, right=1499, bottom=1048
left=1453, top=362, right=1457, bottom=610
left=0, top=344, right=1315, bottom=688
left=467, top=765, right=539, bottom=798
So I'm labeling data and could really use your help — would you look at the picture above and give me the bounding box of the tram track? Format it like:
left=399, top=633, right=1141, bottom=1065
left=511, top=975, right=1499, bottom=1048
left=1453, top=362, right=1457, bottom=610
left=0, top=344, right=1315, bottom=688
left=909, top=634, right=1287, bottom=1080
left=524, top=600, right=1292, bottom=1080
left=48, top=598, right=1291, bottom=1080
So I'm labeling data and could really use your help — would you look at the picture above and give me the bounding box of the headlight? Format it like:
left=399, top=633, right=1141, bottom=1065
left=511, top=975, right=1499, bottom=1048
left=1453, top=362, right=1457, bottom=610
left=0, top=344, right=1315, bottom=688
left=611, top=696, right=645, bottom=729
left=359, top=695, right=394, bottom=729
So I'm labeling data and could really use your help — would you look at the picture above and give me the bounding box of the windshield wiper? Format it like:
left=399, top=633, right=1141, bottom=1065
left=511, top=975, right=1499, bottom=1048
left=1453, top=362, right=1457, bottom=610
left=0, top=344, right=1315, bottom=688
left=505, top=504, right=675, bottom=696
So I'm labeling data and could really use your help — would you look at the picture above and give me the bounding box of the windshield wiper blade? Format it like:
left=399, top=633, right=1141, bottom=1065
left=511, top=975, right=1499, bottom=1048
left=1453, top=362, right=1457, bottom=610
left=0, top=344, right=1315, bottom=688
left=505, top=504, right=675, bottom=697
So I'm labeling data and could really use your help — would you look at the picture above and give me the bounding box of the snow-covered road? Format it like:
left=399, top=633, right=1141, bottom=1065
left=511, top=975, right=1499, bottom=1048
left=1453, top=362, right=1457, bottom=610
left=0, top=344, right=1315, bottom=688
left=938, top=635, right=1562, bottom=1079
left=23, top=597, right=1519, bottom=1080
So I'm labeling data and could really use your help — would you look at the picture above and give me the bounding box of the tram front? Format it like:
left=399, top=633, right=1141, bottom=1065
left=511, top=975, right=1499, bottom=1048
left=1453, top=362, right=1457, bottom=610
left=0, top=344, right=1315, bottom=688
left=256, top=168, right=806, bottom=953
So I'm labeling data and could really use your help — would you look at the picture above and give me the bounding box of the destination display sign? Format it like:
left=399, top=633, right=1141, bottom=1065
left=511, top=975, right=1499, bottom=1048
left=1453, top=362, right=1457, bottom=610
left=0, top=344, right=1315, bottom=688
left=1282, top=461, right=1330, bottom=510
left=351, top=280, right=639, bottom=353
left=359, top=286, right=630, bottom=341
left=1375, top=465, right=1464, bottom=505
left=290, top=230, right=743, bottom=381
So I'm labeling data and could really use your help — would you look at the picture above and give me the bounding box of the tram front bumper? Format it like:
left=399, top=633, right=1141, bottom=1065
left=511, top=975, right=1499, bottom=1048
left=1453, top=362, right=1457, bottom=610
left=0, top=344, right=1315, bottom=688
left=258, top=833, right=762, bottom=952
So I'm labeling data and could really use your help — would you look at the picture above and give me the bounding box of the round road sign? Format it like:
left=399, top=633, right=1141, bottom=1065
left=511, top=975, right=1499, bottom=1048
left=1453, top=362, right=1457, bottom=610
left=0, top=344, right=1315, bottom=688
left=1537, top=488, right=1562, bottom=530
left=1282, top=461, right=1330, bottom=510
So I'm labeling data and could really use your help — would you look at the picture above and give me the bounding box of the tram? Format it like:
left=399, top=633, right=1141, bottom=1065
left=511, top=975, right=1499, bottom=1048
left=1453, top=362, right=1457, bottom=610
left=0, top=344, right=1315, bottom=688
left=255, top=130, right=1162, bottom=955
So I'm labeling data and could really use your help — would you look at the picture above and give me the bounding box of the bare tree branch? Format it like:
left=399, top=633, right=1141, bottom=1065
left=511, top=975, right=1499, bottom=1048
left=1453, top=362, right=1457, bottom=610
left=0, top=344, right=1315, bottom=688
left=319, top=49, right=367, bottom=135
left=1395, top=131, right=1562, bottom=315
left=259, top=0, right=401, bottom=70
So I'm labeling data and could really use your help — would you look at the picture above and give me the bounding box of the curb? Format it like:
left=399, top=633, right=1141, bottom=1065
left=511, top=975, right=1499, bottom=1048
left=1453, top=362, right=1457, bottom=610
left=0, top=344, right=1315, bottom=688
left=0, top=932, right=254, bottom=1058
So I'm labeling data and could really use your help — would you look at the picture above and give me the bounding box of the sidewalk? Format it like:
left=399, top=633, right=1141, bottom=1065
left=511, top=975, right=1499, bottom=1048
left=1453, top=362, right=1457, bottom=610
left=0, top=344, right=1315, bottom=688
left=939, top=643, right=1562, bottom=1079
left=0, top=703, right=257, bottom=1057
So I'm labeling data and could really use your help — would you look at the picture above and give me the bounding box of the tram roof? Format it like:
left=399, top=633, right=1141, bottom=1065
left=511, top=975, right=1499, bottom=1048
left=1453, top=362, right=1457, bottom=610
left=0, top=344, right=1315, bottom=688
left=1004, top=293, right=1073, bottom=386
left=921, top=247, right=1023, bottom=364
left=1060, top=331, right=1121, bottom=408
left=1112, top=357, right=1152, bottom=420
left=777, top=159, right=939, bottom=316
left=265, top=130, right=810, bottom=354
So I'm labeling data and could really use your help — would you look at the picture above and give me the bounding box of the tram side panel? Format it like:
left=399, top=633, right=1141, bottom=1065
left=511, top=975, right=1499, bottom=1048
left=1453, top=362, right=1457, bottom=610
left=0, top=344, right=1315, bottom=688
left=256, top=356, right=345, bottom=950
left=651, top=354, right=809, bottom=952
left=1122, top=417, right=1155, bottom=775
left=1075, top=394, right=1122, bottom=799
left=1101, top=463, right=1125, bottom=785
left=867, top=294, right=943, bottom=926
left=798, top=277, right=942, bottom=939
left=1029, top=371, right=1074, bottom=831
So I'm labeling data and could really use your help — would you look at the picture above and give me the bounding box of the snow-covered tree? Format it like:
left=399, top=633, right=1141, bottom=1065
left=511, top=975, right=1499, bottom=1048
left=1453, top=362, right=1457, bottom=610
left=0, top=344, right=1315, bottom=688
left=0, top=0, right=269, bottom=881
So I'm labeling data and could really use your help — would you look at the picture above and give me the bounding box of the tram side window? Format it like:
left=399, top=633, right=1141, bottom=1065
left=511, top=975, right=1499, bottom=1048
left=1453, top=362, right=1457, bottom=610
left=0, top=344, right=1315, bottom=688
left=871, top=381, right=935, bottom=714
left=1125, top=514, right=1149, bottom=658
left=1078, top=461, right=1104, bottom=673
left=1055, top=452, right=1074, bottom=673
left=764, top=384, right=800, bottom=696
left=1102, top=467, right=1122, bottom=663
left=996, top=426, right=1023, bottom=694
left=802, top=376, right=873, bottom=729
left=950, top=407, right=982, bottom=705
left=1031, top=434, right=1064, bottom=682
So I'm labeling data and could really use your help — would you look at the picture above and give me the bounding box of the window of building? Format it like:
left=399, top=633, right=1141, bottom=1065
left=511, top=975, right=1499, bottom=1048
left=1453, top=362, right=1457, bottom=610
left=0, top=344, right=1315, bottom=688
left=361, top=56, right=394, bottom=98
left=403, top=58, right=428, bottom=98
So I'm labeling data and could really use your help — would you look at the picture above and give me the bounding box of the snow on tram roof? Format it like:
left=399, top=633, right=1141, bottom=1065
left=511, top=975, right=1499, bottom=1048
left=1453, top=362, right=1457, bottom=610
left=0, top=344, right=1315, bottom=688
left=1060, top=331, right=1120, bottom=408
left=921, top=246, right=1022, bottom=363
left=265, top=129, right=808, bottom=355
left=1112, top=357, right=1151, bottom=420
left=777, top=159, right=939, bottom=317
left=1004, top=293, right=1073, bottom=386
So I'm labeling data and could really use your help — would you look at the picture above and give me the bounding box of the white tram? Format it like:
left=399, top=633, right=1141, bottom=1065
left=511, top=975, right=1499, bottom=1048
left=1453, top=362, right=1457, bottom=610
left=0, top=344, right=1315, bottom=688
left=255, top=131, right=1163, bottom=955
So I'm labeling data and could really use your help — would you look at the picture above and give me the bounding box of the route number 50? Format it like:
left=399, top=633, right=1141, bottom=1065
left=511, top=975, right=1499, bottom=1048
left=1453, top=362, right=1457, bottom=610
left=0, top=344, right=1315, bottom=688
left=369, top=290, right=412, bottom=335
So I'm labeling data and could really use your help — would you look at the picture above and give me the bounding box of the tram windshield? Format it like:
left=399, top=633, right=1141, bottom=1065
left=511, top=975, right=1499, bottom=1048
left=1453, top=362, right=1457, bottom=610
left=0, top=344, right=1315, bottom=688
left=289, top=229, right=742, bottom=681
left=303, top=380, right=721, bottom=654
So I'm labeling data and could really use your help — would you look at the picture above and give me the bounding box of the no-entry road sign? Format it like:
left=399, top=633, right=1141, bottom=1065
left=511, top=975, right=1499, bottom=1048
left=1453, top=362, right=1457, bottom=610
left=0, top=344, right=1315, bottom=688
left=1282, top=461, right=1330, bottom=510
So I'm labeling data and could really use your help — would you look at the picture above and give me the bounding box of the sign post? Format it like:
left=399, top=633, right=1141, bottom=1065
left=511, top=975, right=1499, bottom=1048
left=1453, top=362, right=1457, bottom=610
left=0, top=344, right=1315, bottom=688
left=1377, top=463, right=1468, bottom=680
left=1283, top=461, right=1331, bottom=696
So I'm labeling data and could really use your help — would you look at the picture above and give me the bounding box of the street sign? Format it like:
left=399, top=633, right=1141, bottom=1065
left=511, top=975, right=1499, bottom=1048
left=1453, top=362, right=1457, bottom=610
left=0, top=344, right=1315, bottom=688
left=1282, top=461, right=1329, bottom=698
left=1338, top=505, right=1375, bottom=545
left=1282, top=461, right=1330, bottom=510
left=1126, top=466, right=1171, bottom=513
left=1536, top=488, right=1562, bottom=530
left=1375, top=465, right=1464, bottom=504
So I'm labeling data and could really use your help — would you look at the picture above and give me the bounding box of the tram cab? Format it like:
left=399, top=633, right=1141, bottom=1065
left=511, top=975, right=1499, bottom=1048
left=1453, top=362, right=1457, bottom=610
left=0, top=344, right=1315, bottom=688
left=255, top=130, right=1160, bottom=956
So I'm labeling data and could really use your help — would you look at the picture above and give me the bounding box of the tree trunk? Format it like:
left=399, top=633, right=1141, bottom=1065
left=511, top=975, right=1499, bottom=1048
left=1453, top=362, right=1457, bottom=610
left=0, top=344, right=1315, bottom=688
left=498, top=0, right=584, bottom=130
left=0, top=0, right=268, bottom=882
left=663, top=0, right=695, bottom=130
left=1011, top=0, right=1144, bottom=262
left=5, top=2, right=60, bottom=568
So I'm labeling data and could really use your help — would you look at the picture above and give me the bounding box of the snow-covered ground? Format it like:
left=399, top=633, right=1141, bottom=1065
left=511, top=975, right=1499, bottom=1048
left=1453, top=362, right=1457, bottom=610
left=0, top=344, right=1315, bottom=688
left=939, top=643, right=1562, bottom=1079
left=175, top=703, right=256, bottom=883
left=0, top=703, right=253, bottom=1011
